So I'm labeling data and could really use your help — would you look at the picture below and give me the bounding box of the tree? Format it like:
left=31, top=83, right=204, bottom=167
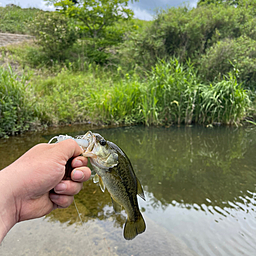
left=45, top=0, right=138, bottom=63
left=197, top=0, right=255, bottom=7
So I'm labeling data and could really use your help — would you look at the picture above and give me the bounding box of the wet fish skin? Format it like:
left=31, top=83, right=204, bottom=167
left=84, top=133, right=146, bottom=240
left=48, top=131, right=146, bottom=240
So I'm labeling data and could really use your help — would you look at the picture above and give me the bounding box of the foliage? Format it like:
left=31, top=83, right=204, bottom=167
left=88, top=72, right=144, bottom=124
left=199, top=36, right=256, bottom=89
left=0, top=66, right=39, bottom=137
left=198, top=76, right=250, bottom=125
left=0, top=57, right=252, bottom=138
left=197, top=0, right=256, bottom=7
left=141, top=59, right=250, bottom=125
left=122, top=5, right=256, bottom=69
left=28, top=12, right=78, bottom=60
left=32, top=64, right=118, bottom=124
left=142, top=59, right=201, bottom=125
left=197, top=0, right=240, bottom=6
left=0, top=5, right=254, bottom=136
left=0, top=6, right=42, bottom=34
left=45, top=0, right=136, bottom=63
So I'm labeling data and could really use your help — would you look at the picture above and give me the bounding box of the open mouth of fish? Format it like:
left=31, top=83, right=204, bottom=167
left=49, top=131, right=94, bottom=151
left=48, top=131, right=117, bottom=169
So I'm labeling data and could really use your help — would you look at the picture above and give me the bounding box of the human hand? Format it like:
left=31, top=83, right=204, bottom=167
left=0, top=139, right=91, bottom=237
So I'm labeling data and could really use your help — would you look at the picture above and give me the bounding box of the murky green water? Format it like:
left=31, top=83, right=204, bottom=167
left=1, top=125, right=256, bottom=256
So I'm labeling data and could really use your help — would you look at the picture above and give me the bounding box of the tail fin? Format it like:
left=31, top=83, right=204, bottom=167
left=123, top=214, right=146, bottom=240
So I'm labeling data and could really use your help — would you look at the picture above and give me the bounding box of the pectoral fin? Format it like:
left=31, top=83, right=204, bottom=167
left=93, top=174, right=99, bottom=183
left=93, top=174, right=105, bottom=192
left=111, top=197, right=122, bottom=213
left=137, top=177, right=146, bottom=201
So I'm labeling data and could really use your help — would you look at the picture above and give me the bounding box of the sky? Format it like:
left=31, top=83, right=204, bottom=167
left=0, top=0, right=199, bottom=20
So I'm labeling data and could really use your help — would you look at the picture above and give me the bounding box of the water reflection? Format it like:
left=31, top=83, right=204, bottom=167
left=98, top=126, right=256, bottom=208
left=1, top=124, right=256, bottom=255
left=47, top=179, right=126, bottom=229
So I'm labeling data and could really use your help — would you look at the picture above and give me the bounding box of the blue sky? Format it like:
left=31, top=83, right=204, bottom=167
left=0, top=0, right=199, bottom=20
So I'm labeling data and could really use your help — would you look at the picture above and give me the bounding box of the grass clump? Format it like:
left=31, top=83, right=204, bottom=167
left=0, top=58, right=252, bottom=137
left=0, top=66, right=39, bottom=137
left=198, top=76, right=250, bottom=125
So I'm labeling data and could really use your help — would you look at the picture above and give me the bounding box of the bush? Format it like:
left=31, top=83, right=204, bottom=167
left=121, top=5, right=256, bottom=69
left=199, top=36, right=256, bottom=89
left=0, top=66, right=39, bottom=137
left=28, top=12, right=78, bottom=61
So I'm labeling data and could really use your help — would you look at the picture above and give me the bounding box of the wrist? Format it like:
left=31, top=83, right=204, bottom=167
left=0, top=168, right=18, bottom=243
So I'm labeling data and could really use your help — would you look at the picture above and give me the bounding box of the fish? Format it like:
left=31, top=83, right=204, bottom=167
left=49, top=131, right=146, bottom=240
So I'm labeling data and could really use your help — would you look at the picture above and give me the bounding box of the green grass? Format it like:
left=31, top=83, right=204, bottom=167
left=0, top=65, right=39, bottom=137
left=0, top=6, right=254, bottom=138
left=0, top=6, right=43, bottom=34
left=0, top=57, right=253, bottom=137
left=29, top=59, right=251, bottom=127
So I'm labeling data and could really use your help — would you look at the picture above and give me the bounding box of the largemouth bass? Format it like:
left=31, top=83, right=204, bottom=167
left=49, top=131, right=146, bottom=240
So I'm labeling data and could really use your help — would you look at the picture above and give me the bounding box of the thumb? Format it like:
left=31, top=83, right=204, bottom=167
left=54, top=139, right=83, bottom=161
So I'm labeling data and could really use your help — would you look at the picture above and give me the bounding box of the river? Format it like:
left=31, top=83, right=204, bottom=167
left=1, top=124, right=256, bottom=255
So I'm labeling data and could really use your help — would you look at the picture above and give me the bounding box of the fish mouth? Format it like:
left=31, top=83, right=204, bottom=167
left=78, top=131, right=97, bottom=157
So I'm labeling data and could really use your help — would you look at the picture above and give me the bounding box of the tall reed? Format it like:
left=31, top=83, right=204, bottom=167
left=198, top=75, right=250, bottom=125
left=143, top=59, right=201, bottom=125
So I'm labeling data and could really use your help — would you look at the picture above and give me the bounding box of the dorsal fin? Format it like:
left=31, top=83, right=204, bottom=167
left=137, top=177, right=146, bottom=201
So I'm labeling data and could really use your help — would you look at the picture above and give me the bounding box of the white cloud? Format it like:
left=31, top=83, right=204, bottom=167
left=39, top=0, right=54, bottom=11
left=132, top=7, right=153, bottom=21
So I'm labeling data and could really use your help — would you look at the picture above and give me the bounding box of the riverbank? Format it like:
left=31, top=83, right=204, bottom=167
left=0, top=5, right=255, bottom=138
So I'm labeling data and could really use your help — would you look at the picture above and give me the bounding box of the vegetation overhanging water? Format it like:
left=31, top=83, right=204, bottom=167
left=0, top=2, right=256, bottom=138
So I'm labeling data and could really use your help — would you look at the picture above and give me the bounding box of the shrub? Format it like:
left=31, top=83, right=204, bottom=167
left=199, top=36, right=256, bottom=89
left=28, top=12, right=78, bottom=61
left=121, top=5, right=256, bottom=69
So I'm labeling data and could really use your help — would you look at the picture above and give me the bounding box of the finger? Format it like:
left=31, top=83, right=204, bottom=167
left=71, top=156, right=88, bottom=168
left=49, top=193, right=74, bottom=208
left=71, top=167, right=91, bottom=182
left=54, top=179, right=83, bottom=195
left=55, top=139, right=83, bottom=160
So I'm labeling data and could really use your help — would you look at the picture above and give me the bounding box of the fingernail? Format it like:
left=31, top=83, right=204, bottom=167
left=54, top=182, right=67, bottom=193
left=73, top=159, right=83, bottom=167
left=72, top=170, right=84, bottom=181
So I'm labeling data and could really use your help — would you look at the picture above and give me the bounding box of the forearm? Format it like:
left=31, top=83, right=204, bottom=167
left=0, top=168, right=18, bottom=243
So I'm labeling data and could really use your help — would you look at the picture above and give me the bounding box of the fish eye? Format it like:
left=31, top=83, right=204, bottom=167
left=99, top=139, right=107, bottom=146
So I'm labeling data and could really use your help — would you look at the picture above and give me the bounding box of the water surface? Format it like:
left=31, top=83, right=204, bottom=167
left=1, top=125, right=256, bottom=255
